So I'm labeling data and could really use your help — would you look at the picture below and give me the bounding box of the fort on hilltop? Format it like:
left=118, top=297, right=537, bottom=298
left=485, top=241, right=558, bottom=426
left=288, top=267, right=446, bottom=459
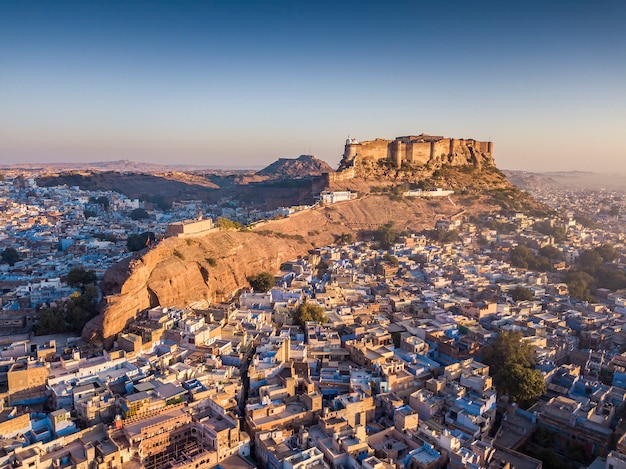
left=338, top=134, right=494, bottom=171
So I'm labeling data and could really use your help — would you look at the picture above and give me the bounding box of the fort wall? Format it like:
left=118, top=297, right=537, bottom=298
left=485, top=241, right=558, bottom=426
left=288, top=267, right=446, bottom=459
left=165, top=218, right=215, bottom=238
left=339, top=134, right=494, bottom=171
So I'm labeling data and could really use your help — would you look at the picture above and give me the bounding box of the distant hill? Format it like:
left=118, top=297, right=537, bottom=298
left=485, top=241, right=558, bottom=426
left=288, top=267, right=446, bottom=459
left=0, top=160, right=221, bottom=172
left=504, top=170, right=626, bottom=192
left=256, top=155, right=334, bottom=179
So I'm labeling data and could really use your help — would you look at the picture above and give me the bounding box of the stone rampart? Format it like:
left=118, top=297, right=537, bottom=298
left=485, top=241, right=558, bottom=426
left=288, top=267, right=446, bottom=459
left=340, top=134, right=494, bottom=171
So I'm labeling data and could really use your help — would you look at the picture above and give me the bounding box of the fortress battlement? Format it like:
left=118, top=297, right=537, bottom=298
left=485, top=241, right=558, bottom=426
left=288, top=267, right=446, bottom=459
left=339, top=133, right=494, bottom=171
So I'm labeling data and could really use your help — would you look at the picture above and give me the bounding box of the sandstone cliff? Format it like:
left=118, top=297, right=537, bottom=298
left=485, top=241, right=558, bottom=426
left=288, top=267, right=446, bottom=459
left=84, top=194, right=503, bottom=347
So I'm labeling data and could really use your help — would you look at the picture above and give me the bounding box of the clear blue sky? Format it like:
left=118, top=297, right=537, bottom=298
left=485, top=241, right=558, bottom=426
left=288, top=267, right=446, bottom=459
left=1, top=0, right=624, bottom=172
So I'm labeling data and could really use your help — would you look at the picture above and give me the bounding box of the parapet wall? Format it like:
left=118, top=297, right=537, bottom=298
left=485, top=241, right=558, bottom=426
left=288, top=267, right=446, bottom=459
left=339, top=134, right=494, bottom=171
left=165, top=218, right=215, bottom=238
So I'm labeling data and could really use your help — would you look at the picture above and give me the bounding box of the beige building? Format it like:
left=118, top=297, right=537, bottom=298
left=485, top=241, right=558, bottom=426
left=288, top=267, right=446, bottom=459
left=7, top=359, right=48, bottom=404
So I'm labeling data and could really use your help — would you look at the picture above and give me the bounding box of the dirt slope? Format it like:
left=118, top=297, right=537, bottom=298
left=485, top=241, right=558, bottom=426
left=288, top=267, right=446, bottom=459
left=84, top=194, right=501, bottom=346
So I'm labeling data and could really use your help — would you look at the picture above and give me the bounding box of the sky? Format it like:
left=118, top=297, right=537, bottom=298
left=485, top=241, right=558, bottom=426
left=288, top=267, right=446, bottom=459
left=1, top=0, right=625, bottom=172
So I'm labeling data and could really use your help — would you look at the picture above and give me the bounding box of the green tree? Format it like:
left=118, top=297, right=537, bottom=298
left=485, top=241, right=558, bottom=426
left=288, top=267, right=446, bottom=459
left=416, top=180, right=434, bottom=191
left=532, top=221, right=567, bottom=243
left=575, top=215, right=596, bottom=228
left=94, top=232, right=118, bottom=242
left=481, top=331, right=545, bottom=407
left=428, top=229, right=460, bottom=243
left=510, top=245, right=533, bottom=269
left=247, top=271, right=275, bottom=292
left=510, top=245, right=552, bottom=271
left=595, top=244, right=618, bottom=263
left=596, top=267, right=626, bottom=291
left=126, top=231, right=155, bottom=252
left=89, top=196, right=110, bottom=210
left=495, top=364, right=546, bottom=408
left=217, top=217, right=241, bottom=230
left=35, top=306, right=67, bottom=335
left=375, top=223, right=400, bottom=249
left=565, top=270, right=595, bottom=300
left=316, top=260, right=330, bottom=280
left=293, top=303, right=327, bottom=327
left=65, top=287, right=99, bottom=333
left=130, top=208, right=149, bottom=220
left=383, top=253, right=399, bottom=267
left=336, top=233, right=354, bottom=245
left=539, top=245, right=561, bottom=260
left=577, top=249, right=603, bottom=271
left=0, top=247, right=20, bottom=266
left=510, top=286, right=534, bottom=302
left=150, top=195, right=169, bottom=211
left=66, top=267, right=97, bottom=291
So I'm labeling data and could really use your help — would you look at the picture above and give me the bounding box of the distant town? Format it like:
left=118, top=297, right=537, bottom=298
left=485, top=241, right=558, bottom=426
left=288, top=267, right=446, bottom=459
left=1, top=169, right=626, bottom=469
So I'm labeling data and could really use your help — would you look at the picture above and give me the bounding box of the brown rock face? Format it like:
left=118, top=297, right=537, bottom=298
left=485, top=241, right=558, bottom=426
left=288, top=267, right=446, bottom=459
left=84, top=192, right=510, bottom=347
left=256, top=155, right=334, bottom=178
left=86, top=231, right=312, bottom=347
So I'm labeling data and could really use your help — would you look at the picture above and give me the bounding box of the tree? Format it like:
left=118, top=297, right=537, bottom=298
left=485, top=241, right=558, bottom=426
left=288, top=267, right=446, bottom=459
left=35, top=306, right=67, bottom=335
left=375, top=223, right=400, bottom=249
left=127, top=232, right=155, bottom=252
left=510, top=244, right=552, bottom=271
left=89, top=196, right=110, bottom=210
left=532, top=221, right=567, bottom=243
left=66, top=267, right=97, bottom=291
left=575, top=215, right=596, bottom=228
left=316, top=260, right=330, bottom=280
left=428, top=229, right=460, bottom=243
left=247, top=272, right=275, bottom=292
left=510, top=286, right=534, bottom=302
left=0, top=247, right=20, bottom=266
left=130, top=208, right=149, bottom=220
left=383, top=253, right=399, bottom=267
left=217, top=217, right=241, bottom=230
left=336, top=233, right=354, bottom=245
left=65, top=287, right=99, bottom=333
left=595, top=244, right=618, bottom=263
left=481, top=331, right=545, bottom=407
left=293, top=303, right=327, bottom=327
left=577, top=249, right=603, bottom=271
left=83, top=209, right=97, bottom=218
left=538, top=245, right=561, bottom=260
left=495, top=364, right=546, bottom=408
left=565, top=270, right=595, bottom=300
left=510, top=245, right=533, bottom=269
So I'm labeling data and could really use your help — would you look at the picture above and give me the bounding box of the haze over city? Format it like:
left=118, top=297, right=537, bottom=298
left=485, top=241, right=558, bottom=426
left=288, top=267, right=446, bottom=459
left=1, top=0, right=624, bottom=172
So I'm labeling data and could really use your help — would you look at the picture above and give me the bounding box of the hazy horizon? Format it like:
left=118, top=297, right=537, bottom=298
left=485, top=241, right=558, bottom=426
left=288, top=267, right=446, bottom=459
left=1, top=1, right=624, bottom=172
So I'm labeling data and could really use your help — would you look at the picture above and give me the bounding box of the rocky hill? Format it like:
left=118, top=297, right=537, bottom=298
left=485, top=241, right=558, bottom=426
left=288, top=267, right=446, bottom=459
left=78, top=133, right=553, bottom=346
left=84, top=192, right=517, bottom=347
left=256, top=155, right=334, bottom=179
left=504, top=170, right=626, bottom=192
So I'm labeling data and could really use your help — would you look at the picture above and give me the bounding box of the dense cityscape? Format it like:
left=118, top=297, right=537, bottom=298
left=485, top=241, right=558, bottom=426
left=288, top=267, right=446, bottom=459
left=1, top=168, right=626, bottom=469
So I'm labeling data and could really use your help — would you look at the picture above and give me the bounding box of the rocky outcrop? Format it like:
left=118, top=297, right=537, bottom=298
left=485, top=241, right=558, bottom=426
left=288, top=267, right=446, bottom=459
left=83, top=154, right=547, bottom=349
left=256, top=155, right=334, bottom=179
left=84, top=194, right=500, bottom=347
left=84, top=231, right=312, bottom=347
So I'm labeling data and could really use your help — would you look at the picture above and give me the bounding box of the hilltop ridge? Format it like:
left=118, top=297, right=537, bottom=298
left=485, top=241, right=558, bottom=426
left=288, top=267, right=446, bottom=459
left=78, top=132, right=551, bottom=346
left=256, top=154, right=334, bottom=179
left=84, top=193, right=510, bottom=346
